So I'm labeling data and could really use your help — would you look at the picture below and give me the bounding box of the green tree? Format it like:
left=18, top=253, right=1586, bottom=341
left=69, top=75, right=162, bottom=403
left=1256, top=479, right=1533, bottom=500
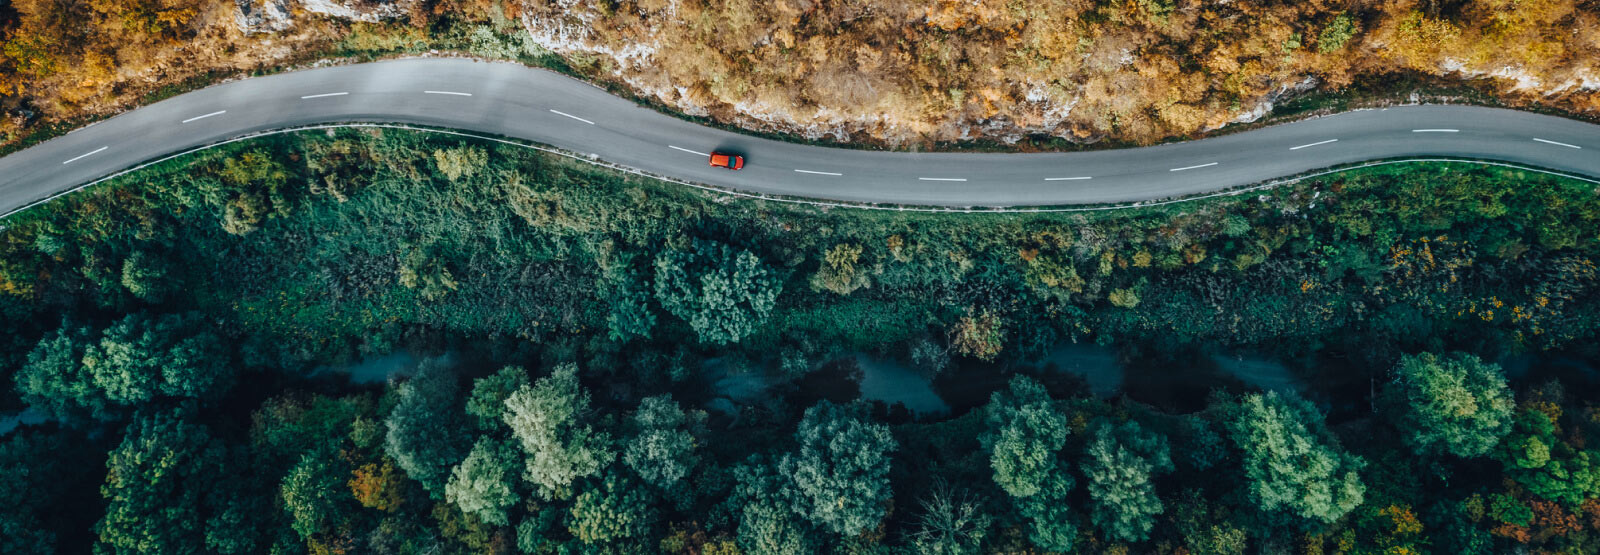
left=1018, top=472, right=1078, bottom=552
left=1492, top=408, right=1600, bottom=507
left=16, top=314, right=227, bottom=420
left=280, top=453, right=348, bottom=540
left=14, top=321, right=107, bottom=420
left=732, top=457, right=816, bottom=554
left=86, top=313, right=229, bottom=404
left=602, top=257, right=658, bottom=342
left=1317, top=13, right=1358, bottom=53
left=780, top=401, right=898, bottom=536
left=979, top=376, right=1068, bottom=498
left=653, top=239, right=782, bottom=345
left=85, top=317, right=164, bottom=404
left=120, top=251, right=172, bottom=303
left=1225, top=392, right=1366, bottom=527
left=516, top=506, right=563, bottom=554
left=504, top=363, right=613, bottom=499
left=568, top=471, right=655, bottom=544
left=810, top=243, right=871, bottom=295
left=1387, top=352, right=1514, bottom=458
left=908, top=482, right=992, bottom=555
left=606, top=285, right=657, bottom=342
left=623, top=395, right=702, bottom=489
left=445, top=437, right=522, bottom=526
left=96, top=409, right=233, bottom=554
left=1082, top=420, right=1174, bottom=542
left=465, top=366, right=529, bottom=431
left=979, top=376, right=1080, bottom=549
left=383, top=358, right=470, bottom=495
left=215, top=150, right=289, bottom=235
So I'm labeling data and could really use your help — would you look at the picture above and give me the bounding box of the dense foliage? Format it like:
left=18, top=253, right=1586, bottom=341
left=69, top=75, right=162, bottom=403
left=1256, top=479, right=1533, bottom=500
left=1, top=128, right=1599, bottom=552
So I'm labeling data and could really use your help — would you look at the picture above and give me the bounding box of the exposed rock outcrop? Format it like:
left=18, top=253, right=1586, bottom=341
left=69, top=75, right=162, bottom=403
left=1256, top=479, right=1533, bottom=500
left=235, top=0, right=294, bottom=35
left=235, top=0, right=417, bottom=34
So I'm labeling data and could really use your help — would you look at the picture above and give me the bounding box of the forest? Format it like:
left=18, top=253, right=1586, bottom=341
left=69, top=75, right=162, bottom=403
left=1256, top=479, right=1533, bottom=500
left=1, top=128, right=1599, bottom=553
left=3, top=0, right=1600, bottom=149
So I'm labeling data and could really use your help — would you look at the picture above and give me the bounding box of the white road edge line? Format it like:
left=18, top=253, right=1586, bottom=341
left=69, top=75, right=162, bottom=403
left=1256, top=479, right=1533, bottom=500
left=918, top=177, right=968, bottom=182
left=549, top=110, right=595, bottom=125
left=1532, top=138, right=1582, bottom=149
left=1043, top=176, right=1092, bottom=181
left=1170, top=162, right=1219, bottom=172
left=1289, top=139, right=1338, bottom=150
left=300, top=92, right=349, bottom=99
left=181, top=110, right=227, bottom=124
left=62, top=146, right=108, bottom=165
left=1412, top=128, right=1459, bottom=133
left=424, top=90, right=473, bottom=96
left=668, top=145, right=709, bottom=157
left=794, top=169, right=842, bottom=176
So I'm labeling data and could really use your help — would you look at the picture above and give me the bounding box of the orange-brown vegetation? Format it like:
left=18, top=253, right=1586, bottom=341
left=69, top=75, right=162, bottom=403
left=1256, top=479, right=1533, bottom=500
left=0, top=0, right=516, bottom=146
left=3, top=0, right=1599, bottom=149
left=0, top=0, right=323, bottom=126
left=524, top=0, right=1600, bottom=144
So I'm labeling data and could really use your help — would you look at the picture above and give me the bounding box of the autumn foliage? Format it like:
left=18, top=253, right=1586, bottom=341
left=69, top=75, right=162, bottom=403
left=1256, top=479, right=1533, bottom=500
left=3, top=0, right=1599, bottom=147
left=526, top=0, right=1600, bottom=144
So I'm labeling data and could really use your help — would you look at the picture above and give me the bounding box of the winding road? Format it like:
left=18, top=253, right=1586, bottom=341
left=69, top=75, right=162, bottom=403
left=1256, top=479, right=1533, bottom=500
left=1, top=57, right=1597, bottom=215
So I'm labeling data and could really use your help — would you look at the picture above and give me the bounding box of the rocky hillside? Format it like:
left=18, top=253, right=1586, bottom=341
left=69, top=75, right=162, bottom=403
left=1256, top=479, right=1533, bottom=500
left=523, top=0, right=1600, bottom=145
left=2, top=0, right=1597, bottom=148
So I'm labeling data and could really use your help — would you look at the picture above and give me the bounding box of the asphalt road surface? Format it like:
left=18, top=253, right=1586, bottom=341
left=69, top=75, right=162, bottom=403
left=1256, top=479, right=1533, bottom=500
left=2, top=57, right=1597, bottom=215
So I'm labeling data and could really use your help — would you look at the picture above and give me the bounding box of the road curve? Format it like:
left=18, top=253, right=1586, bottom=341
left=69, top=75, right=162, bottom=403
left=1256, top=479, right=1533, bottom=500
left=2, top=57, right=1598, bottom=215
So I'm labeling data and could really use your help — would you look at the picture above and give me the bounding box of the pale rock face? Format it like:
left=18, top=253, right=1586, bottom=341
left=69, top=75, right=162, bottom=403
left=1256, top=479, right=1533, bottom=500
left=297, top=0, right=417, bottom=23
left=234, top=0, right=416, bottom=34
left=235, top=0, right=294, bottom=34
left=1224, top=76, right=1321, bottom=127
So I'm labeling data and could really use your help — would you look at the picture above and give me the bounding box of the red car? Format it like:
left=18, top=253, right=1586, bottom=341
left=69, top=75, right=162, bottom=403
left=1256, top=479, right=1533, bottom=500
left=709, top=152, right=745, bottom=170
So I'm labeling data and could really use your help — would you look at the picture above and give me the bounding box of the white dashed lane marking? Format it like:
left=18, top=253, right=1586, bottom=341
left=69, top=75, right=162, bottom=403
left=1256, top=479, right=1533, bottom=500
left=181, top=111, right=227, bottom=124
left=549, top=110, right=595, bottom=125
left=1533, top=138, right=1582, bottom=149
left=668, top=145, right=709, bottom=157
left=1170, top=162, right=1218, bottom=172
left=63, top=147, right=108, bottom=165
left=1289, top=139, right=1338, bottom=150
